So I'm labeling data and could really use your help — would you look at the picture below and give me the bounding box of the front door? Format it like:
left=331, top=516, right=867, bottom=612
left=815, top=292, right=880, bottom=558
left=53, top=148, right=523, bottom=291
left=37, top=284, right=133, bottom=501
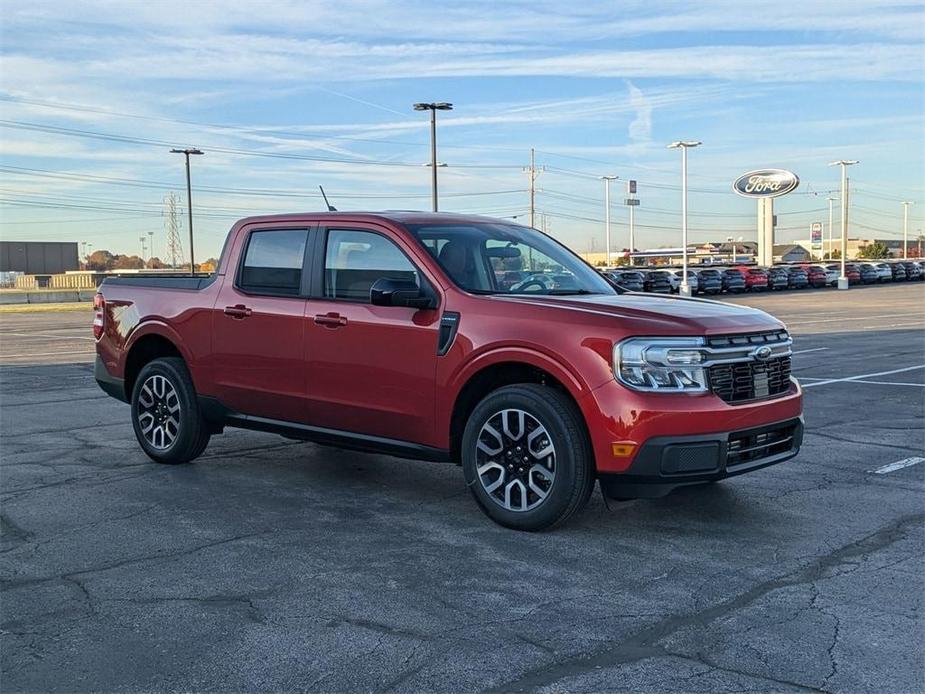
left=211, top=226, right=311, bottom=422
left=304, top=226, right=441, bottom=445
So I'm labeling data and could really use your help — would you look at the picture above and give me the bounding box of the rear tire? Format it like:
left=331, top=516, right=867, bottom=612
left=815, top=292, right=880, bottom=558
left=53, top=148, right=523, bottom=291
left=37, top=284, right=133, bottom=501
left=131, top=357, right=210, bottom=464
left=462, top=384, right=594, bottom=531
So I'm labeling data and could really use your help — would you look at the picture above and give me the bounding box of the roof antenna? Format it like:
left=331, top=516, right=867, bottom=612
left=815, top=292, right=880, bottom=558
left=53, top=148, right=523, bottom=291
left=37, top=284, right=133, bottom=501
left=319, top=185, right=337, bottom=211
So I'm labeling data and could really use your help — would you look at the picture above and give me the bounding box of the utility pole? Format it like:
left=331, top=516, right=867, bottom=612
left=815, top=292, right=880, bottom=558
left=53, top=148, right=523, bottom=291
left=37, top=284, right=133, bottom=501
left=827, top=196, right=836, bottom=259
left=413, top=102, right=453, bottom=212
left=523, top=148, right=544, bottom=228
left=668, top=140, right=701, bottom=297
left=600, top=175, right=618, bottom=266
left=902, top=201, right=913, bottom=259
left=148, top=231, right=155, bottom=263
left=627, top=180, right=637, bottom=257
left=139, top=236, right=147, bottom=262
left=829, top=160, right=858, bottom=289
left=170, top=148, right=203, bottom=275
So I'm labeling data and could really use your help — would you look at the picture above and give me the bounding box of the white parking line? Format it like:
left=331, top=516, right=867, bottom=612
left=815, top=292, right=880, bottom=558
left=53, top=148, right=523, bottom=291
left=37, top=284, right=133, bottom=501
left=851, top=380, right=925, bottom=387
left=870, top=457, right=925, bottom=474
left=801, top=365, right=925, bottom=388
left=792, top=347, right=830, bottom=355
left=0, top=350, right=95, bottom=358
left=3, top=332, right=96, bottom=342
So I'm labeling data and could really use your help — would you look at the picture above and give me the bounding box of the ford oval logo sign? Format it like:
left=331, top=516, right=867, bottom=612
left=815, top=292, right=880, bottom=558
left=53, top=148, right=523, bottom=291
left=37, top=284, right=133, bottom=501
left=733, top=169, right=799, bottom=198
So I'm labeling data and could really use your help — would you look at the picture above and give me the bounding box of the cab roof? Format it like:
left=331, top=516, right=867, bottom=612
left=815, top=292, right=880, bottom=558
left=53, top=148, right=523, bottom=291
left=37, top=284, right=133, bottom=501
left=234, top=210, right=524, bottom=227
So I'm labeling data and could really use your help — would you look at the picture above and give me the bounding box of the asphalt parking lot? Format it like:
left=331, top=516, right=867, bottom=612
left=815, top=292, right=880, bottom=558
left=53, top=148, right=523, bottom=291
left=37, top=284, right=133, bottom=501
left=2, top=283, right=923, bottom=693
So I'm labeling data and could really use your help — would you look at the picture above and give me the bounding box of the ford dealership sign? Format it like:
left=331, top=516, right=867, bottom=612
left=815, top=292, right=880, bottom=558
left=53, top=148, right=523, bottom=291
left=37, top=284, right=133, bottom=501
left=733, top=169, right=799, bottom=198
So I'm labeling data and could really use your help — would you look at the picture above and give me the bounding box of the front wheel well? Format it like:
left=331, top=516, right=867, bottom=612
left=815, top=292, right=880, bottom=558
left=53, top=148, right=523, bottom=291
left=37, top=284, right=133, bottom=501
left=449, top=362, right=588, bottom=465
left=124, top=334, right=183, bottom=400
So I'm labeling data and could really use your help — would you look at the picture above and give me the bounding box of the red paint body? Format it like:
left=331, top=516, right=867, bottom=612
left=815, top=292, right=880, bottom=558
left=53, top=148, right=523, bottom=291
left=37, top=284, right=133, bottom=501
left=96, top=212, right=803, bottom=474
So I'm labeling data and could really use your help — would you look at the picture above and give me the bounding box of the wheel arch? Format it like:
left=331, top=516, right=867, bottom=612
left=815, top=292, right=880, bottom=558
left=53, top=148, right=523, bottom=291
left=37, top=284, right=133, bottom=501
left=123, top=328, right=187, bottom=400
left=447, top=351, right=591, bottom=466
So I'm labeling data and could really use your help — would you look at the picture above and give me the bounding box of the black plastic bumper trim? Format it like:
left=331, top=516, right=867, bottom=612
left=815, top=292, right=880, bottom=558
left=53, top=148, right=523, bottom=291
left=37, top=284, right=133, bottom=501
left=94, top=355, right=128, bottom=403
left=599, top=416, right=803, bottom=499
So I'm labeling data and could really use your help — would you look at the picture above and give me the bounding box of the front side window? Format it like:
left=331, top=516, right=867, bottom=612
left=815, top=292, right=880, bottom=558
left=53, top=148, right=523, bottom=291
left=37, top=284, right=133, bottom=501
left=238, top=229, right=307, bottom=296
left=407, top=222, right=614, bottom=296
left=324, top=229, right=419, bottom=302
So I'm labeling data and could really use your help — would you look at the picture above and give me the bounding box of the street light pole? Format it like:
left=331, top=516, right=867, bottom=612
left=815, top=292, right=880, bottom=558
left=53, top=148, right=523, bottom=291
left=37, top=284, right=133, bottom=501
left=170, top=148, right=203, bottom=275
left=901, top=201, right=913, bottom=259
left=601, top=175, right=618, bottom=266
left=413, top=102, right=453, bottom=212
left=828, top=160, right=858, bottom=290
left=827, top=196, right=836, bottom=260
left=668, top=140, right=701, bottom=297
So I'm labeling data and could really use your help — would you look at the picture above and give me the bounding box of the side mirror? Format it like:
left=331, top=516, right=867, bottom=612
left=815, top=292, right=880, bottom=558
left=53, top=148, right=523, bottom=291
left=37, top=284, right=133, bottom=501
left=370, top=277, right=435, bottom=309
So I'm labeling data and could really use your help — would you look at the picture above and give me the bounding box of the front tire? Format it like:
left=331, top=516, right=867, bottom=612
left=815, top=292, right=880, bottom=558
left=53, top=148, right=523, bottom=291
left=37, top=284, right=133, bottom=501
left=131, top=357, right=210, bottom=464
left=462, top=384, right=594, bottom=531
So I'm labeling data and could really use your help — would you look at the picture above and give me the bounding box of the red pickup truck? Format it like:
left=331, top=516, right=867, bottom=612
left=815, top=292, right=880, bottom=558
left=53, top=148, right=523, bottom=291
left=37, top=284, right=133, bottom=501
left=95, top=212, right=803, bottom=530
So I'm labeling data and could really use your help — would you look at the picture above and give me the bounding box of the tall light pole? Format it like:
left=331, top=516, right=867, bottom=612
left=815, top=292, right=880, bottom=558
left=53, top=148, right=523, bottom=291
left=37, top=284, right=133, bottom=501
left=668, top=140, right=701, bottom=296
left=828, top=160, right=858, bottom=289
left=600, top=175, right=618, bottom=266
left=140, top=236, right=147, bottom=262
left=148, top=231, right=155, bottom=263
left=827, top=196, right=836, bottom=260
left=413, top=102, right=453, bottom=212
left=901, top=201, right=913, bottom=259
left=170, top=148, right=204, bottom=275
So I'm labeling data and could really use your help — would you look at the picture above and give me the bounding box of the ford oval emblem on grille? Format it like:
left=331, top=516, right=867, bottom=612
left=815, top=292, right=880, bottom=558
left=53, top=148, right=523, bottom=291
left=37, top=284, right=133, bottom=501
left=754, top=345, right=773, bottom=361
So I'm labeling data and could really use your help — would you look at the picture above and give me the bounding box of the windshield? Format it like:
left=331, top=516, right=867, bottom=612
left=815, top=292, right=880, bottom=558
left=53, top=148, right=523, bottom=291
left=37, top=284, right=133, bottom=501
left=405, top=222, right=615, bottom=295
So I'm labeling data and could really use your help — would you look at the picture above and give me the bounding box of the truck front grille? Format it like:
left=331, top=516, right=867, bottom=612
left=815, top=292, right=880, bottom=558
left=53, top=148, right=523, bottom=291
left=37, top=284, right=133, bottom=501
left=709, top=356, right=791, bottom=403
left=705, top=326, right=793, bottom=405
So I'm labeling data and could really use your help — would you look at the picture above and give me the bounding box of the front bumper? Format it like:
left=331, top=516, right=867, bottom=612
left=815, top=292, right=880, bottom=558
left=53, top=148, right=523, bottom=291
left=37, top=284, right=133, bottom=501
left=578, top=375, right=803, bottom=477
left=598, top=417, right=803, bottom=499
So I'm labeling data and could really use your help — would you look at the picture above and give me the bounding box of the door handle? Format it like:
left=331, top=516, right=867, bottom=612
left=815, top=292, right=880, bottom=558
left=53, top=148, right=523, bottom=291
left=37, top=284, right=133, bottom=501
left=314, top=312, right=348, bottom=327
left=224, top=304, right=252, bottom=319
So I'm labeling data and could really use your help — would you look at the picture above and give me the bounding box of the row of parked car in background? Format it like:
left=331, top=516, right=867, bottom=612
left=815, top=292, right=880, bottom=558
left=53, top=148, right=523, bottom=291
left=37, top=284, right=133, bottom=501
left=604, top=260, right=925, bottom=295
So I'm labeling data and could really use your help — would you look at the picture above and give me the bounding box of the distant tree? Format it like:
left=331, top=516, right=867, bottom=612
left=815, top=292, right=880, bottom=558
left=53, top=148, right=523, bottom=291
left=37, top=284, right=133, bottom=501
left=824, top=249, right=842, bottom=260
left=87, top=249, right=115, bottom=271
left=146, top=256, right=167, bottom=269
left=198, top=258, right=220, bottom=273
left=858, top=242, right=890, bottom=259
left=112, top=254, right=145, bottom=270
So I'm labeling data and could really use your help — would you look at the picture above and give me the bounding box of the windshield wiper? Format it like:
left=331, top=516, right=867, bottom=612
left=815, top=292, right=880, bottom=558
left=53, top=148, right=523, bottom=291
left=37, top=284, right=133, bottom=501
left=545, top=289, right=597, bottom=295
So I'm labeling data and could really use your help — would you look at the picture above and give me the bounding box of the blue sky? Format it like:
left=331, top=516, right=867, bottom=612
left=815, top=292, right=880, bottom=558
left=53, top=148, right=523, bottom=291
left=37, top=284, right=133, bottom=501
left=1, top=0, right=923, bottom=261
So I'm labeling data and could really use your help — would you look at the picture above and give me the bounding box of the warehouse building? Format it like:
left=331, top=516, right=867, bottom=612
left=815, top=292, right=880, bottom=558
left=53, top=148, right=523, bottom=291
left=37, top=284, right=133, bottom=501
left=0, top=241, right=80, bottom=275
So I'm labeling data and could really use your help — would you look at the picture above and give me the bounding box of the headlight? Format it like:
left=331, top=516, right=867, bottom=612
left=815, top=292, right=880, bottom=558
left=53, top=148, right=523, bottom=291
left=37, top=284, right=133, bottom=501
left=613, top=337, right=709, bottom=392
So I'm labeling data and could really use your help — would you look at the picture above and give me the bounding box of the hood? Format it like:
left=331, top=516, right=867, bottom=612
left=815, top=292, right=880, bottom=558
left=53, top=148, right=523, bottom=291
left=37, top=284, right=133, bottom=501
left=494, top=293, right=784, bottom=335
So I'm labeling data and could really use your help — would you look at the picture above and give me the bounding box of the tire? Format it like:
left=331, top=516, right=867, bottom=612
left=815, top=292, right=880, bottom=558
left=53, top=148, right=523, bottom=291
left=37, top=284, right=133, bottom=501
left=461, top=384, right=594, bottom=531
left=130, top=357, right=210, bottom=464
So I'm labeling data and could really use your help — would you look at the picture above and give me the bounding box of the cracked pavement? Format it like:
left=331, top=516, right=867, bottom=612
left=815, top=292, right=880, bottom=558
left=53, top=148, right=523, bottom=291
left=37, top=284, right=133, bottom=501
left=1, top=284, right=923, bottom=692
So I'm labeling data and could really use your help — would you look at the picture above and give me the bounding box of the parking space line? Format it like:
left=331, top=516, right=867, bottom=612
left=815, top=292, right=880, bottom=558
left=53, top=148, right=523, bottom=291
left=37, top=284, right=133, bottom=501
left=3, top=332, right=96, bottom=342
left=802, top=365, right=925, bottom=388
left=792, top=347, right=830, bottom=355
left=851, top=380, right=925, bottom=387
left=870, top=457, right=925, bottom=474
left=1, top=350, right=95, bottom=358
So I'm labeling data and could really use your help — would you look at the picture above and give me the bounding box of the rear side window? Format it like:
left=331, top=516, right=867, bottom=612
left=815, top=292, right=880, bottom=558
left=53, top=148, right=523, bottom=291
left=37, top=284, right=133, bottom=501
left=238, top=229, right=307, bottom=296
left=324, top=229, right=419, bottom=302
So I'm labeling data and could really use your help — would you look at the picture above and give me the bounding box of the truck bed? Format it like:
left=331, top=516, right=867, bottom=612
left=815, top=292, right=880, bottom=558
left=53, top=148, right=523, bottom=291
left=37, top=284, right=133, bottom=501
left=100, top=274, right=217, bottom=291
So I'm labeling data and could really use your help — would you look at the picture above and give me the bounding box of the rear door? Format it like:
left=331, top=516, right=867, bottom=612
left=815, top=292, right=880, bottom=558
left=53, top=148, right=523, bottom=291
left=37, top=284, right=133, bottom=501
left=303, top=224, right=442, bottom=445
left=211, top=225, right=312, bottom=422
